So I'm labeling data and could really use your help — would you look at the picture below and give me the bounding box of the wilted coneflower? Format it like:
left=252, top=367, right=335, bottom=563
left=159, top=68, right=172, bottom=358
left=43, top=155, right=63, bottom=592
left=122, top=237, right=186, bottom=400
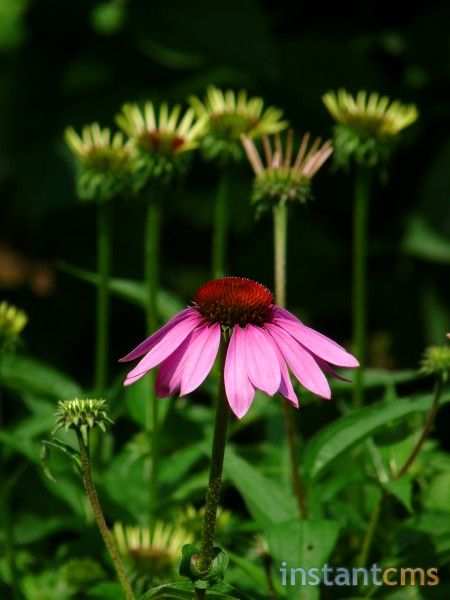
left=116, top=101, right=206, bottom=188
left=189, top=86, right=288, bottom=279
left=242, top=130, right=333, bottom=211
left=65, top=123, right=133, bottom=203
left=189, top=86, right=288, bottom=164
left=322, top=88, right=418, bottom=168
left=113, top=522, right=192, bottom=588
left=323, top=89, right=418, bottom=409
left=65, top=123, right=133, bottom=394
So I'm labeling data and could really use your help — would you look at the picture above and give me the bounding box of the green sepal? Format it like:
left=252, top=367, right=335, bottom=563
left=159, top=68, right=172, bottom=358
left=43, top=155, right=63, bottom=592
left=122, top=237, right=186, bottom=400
left=40, top=438, right=81, bottom=482
left=179, top=544, right=229, bottom=587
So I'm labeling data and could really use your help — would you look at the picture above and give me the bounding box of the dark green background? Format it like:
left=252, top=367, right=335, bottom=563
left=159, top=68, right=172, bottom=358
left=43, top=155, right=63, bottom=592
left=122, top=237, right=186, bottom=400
left=1, top=0, right=449, bottom=387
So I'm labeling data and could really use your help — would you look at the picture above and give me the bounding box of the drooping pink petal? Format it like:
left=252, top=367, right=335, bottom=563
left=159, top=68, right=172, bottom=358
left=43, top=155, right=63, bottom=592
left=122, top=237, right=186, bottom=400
left=243, top=325, right=281, bottom=396
left=180, top=323, right=221, bottom=396
left=224, top=326, right=255, bottom=418
left=154, top=335, right=193, bottom=397
left=124, top=315, right=203, bottom=382
left=120, top=308, right=200, bottom=362
left=271, top=341, right=299, bottom=407
left=266, top=323, right=331, bottom=399
left=272, top=307, right=359, bottom=368
left=314, top=357, right=352, bottom=383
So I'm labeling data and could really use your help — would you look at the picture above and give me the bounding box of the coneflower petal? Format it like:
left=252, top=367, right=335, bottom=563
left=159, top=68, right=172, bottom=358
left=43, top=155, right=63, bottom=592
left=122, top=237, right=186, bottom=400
left=124, top=316, right=203, bottom=383
left=272, top=342, right=298, bottom=407
left=266, top=323, right=331, bottom=399
left=272, top=307, right=359, bottom=368
left=119, top=308, right=200, bottom=362
left=244, top=325, right=281, bottom=396
left=155, top=335, right=193, bottom=398
left=180, top=323, right=221, bottom=396
left=224, top=326, right=255, bottom=418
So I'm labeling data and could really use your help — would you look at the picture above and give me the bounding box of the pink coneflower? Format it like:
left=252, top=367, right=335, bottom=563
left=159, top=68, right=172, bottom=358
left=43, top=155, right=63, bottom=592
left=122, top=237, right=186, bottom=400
left=120, top=277, right=358, bottom=418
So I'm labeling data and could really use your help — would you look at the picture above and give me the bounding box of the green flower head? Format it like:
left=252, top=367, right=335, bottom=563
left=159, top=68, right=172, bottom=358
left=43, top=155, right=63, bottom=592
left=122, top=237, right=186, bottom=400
left=322, top=89, right=418, bottom=168
left=421, top=345, right=450, bottom=381
left=0, top=300, right=27, bottom=348
left=54, top=398, right=113, bottom=446
left=116, top=101, right=206, bottom=189
left=242, top=130, right=332, bottom=213
left=189, top=86, right=288, bottom=164
left=65, top=123, right=134, bottom=202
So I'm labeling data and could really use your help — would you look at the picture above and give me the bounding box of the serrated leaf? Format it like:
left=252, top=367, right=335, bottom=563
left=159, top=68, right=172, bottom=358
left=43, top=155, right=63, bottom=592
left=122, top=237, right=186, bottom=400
left=302, top=393, right=449, bottom=481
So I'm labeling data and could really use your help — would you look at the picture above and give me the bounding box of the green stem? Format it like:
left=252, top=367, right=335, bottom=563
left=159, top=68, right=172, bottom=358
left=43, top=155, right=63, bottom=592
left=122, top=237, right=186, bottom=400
left=144, top=190, right=162, bottom=512
left=394, top=377, right=443, bottom=479
left=273, top=203, right=308, bottom=519
left=352, top=166, right=371, bottom=409
left=356, top=495, right=383, bottom=568
left=94, top=201, right=112, bottom=394
left=212, top=170, right=231, bottom=279
left=0, top=358, right=21, bottom=600
left=77, top=434, right=135, bottom=600
left=197, top=340, right=230, bottom=574
left=273, top=203, right=288, bottom=309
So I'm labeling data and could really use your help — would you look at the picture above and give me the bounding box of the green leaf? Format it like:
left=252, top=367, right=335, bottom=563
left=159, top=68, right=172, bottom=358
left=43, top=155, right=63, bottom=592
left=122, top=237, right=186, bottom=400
left=303, top=393, right=449, bottom=481
left=88, top=582, right=124, bottom=599
left=0, top=354, right=81, bottom=400
left=384, top=477, right=413, bottom=513
left=141, top=583, right=252, bottom=599
left=403, top=215, right=450, bottom=264
left=265, top=519, right=340, bottom=600
left=330, top=368, right=418, bottom=391
left=224, top=447, right=297, bottom=525
left=58, top=261, right=185, bottom=319
left=40, top=439, right=81, bottom=482
left=13, top=513, right=78, bottom=544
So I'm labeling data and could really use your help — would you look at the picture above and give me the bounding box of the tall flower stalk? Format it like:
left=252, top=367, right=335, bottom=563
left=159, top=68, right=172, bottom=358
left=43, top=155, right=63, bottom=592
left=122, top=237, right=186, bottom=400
left=65, top=124, right=133, bottom=394
left=322, top=89, right=418, bottom=407
left=53, top=399, right=135, bottom=600
left=121, top=276, right=356, bottom=591
left=242, top=131, right=334, bottom=516
left=190, top=87, right=287, bottom=278
left=116, top=101, right=205, bottom=510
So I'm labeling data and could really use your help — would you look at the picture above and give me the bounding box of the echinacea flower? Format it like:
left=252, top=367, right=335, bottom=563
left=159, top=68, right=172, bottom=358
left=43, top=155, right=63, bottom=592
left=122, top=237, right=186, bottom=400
left=116, top=101, right=206, bottom=187
left=242, top=130, right=333, bottom=210
left=421, top=345, right=450, bottom=381
left=54, top=398, right=113, bottom=445
left=189, top=86, right=288, bottom=163
left=322, top=88, right=418, bottom=168
left=120, top=277, right=358, bottom=418
left=65, top=123, right=133, bottom=202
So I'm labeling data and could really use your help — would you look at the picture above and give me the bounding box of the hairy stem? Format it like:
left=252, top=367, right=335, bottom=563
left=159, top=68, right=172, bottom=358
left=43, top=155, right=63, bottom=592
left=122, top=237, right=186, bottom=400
left=273, top=202, right=308, bottom=518
left=395, top=378, right=443, bottom=479
left=94, top=201, right=112, bottom=394
left=77, top=434, right=135, bottom=600
left=212, top=170, right=231, bottom=279
left=197, top=341, right=230, bottom=573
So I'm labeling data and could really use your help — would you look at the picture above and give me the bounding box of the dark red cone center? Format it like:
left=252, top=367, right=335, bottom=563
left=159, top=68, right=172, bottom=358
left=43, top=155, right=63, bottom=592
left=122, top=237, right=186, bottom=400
left=193, top=276, right=273, bottom=327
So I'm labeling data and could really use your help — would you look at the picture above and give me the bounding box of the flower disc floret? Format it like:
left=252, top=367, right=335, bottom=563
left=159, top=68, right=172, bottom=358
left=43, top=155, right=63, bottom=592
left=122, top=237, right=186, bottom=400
left=421, top=345, right=450, bottom=380
left=120, top=277, right=359, bottom=419
left=193, top=277, right=273, bottom=328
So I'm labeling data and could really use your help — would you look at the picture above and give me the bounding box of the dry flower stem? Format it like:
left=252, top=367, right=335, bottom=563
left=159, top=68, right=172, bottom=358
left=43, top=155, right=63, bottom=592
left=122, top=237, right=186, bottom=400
left=77, top=433, right=135, bottom=600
